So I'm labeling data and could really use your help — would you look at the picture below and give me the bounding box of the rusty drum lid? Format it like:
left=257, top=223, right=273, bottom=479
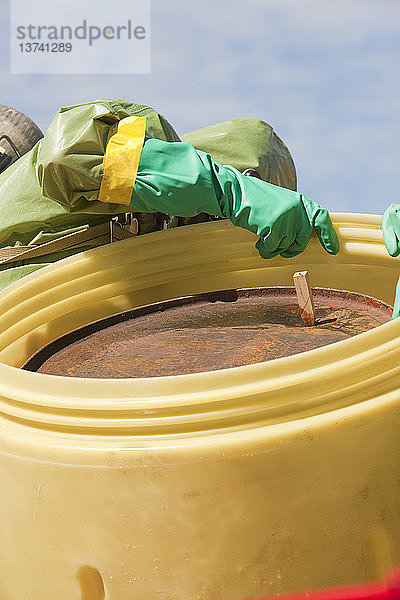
left=23, top=287, right=392, bottom=379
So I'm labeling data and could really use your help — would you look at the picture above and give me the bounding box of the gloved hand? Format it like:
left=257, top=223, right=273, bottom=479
left=382, top=203, right=400, bottom=318
left=132, top=137, right=339, bottom=258
left=383, top=204, right=400, bottom=257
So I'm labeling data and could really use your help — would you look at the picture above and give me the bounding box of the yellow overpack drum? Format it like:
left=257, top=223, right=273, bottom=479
left=0, top=214, right=399, bottom=600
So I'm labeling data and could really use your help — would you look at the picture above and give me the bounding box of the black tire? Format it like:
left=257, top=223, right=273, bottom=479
left=0, top=105, right=43, bottom=172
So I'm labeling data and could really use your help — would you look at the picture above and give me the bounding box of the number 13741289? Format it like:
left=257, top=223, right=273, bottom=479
left=19, top=43, right=72, bottom=52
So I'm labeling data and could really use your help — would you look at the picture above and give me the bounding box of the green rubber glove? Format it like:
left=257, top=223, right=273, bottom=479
left=132, top=138, right=339, bottom=259
left=383, top=204, right=400, bottom=257
left=382, top=204, right=400, bottom=318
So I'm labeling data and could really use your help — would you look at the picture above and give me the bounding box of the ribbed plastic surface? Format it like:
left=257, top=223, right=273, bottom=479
left=0, top=215, right=399, bottom=600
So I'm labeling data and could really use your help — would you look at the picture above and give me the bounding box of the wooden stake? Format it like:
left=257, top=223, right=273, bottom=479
left=293, top=270, right=316, bottom=326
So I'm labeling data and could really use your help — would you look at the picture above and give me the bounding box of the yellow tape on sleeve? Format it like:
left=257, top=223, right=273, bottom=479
left=98, top=116, right=146, bottom=206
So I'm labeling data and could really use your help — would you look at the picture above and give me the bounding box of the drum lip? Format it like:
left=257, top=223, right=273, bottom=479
left=21, top=286, right=393, bottom=377
left=0, top=288, right=397, bottom=438
left=0, top=213, right=398, bottom=438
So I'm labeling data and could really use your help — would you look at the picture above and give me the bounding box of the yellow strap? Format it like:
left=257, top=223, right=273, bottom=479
left=98, top=116, right=146, bottom=206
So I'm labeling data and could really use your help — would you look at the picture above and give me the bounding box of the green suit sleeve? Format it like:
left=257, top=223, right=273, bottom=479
left=35, top=100, right=181, bottom=215
left=132, top=138, right=339, bottom=259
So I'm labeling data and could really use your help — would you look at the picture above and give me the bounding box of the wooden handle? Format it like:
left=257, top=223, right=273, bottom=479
left=293, top=270, right=316, bottom=326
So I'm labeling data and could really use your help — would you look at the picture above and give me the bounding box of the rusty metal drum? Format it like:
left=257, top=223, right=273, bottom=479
left=24, top=287, right=392, bottom=378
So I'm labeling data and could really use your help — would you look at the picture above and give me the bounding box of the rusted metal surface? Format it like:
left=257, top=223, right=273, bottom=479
left=23, top=287, right=392, bottom=379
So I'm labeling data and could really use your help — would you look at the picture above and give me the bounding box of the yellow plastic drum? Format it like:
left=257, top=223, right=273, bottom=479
left=0, top=214, right=399, bottom=600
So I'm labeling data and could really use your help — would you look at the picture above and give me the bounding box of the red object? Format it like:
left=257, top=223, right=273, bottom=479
left=254, top=570, right=400, bottom=600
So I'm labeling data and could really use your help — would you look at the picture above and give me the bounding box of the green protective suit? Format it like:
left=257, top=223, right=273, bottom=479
left=382, top=203, right=400, bottom=318
left=132, top=138, right=339, bottom=259
left=0, top=100, right=338, bottom=293
left=182, top=118, right=297, bottom=191
left=0, top=99, right=180, bottom=290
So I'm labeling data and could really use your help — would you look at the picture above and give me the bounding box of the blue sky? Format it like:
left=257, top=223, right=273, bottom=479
left=1, top=0, right=399, bottom=214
